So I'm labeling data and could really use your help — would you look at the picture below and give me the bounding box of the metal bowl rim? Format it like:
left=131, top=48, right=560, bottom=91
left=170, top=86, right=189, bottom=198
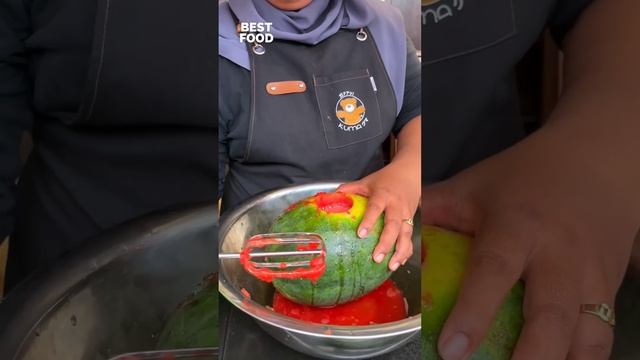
left=218, top=182, right=421, bottom=339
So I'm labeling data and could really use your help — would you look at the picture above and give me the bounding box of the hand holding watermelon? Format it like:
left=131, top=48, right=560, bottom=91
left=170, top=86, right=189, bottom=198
left=421, top=132, right=638, bottom=359
left=337, top=157, right=421, bottom=272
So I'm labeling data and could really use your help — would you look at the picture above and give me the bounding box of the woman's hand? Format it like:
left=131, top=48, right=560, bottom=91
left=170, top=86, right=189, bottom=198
left=338, top=117, right=421, bottom=271
left=338, top=160, right=420, bottom=271
left=422, top=127, right=638, bottom=360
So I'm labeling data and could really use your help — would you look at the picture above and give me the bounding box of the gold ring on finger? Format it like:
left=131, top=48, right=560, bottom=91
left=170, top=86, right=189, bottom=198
left=580, top=303, right=616, bottom=327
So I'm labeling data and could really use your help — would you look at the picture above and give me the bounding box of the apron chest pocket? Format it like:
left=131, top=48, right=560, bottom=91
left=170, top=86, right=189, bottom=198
left=313, top=69, right=384, bottom=149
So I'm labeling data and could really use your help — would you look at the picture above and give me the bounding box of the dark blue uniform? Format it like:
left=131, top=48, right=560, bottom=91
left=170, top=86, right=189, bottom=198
left=422, top=0, right=594, bottom=182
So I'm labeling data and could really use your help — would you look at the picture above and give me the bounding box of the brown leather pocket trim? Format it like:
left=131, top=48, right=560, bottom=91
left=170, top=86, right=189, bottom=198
left=265, top=80, right=307, bottom=95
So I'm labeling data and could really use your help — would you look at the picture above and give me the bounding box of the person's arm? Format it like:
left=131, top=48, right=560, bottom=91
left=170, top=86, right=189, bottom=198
left=0, top=1, right=34, bottom=242
left=338, top=36, right=422, bottom=271
left=423, top=0, right=640, bottom=359
left=339, top=117, right=421, bottom=271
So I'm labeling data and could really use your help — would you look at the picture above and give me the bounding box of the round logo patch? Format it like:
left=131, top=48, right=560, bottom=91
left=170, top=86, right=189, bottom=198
left=335, top=92, right=366, bottom=131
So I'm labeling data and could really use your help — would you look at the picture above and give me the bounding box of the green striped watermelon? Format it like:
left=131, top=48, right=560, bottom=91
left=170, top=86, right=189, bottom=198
left=270, top=192, right=393, bottom=307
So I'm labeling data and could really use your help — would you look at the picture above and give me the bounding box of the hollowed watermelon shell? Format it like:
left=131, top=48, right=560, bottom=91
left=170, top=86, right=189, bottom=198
left=270, top=192, right=393, bottom=307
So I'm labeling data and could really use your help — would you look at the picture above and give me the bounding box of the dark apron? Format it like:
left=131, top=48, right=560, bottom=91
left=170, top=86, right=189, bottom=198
left=222, top=28, right=396, bottom=209
left=7, top=0, right=217, bottom=290
left=421, top=0, right=557, bottom=182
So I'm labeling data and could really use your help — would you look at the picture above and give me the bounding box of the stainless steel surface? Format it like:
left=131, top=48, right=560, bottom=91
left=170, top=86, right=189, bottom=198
left=219, top=183, right=421, bottom=360
left=0, top=205, right=218, bottom=360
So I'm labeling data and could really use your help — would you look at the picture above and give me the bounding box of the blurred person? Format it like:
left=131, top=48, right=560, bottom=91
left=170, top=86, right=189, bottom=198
left=421, top=0, right=640, bottom=359
left=0, top=1, right=218, bottom=293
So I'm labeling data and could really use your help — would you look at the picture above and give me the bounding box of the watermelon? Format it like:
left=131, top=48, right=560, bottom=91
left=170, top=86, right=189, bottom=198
left=422, top=226, right=524, bottom=359
left=270, top=192, right=393, bottom=307
left=156, top=273, right=219, bottom=349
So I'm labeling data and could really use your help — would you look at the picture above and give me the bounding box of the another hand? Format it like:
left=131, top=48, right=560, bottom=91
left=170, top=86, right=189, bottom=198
left=338, top=159, right=420, bottom=271
left=423, top=130, right=638, bottom=360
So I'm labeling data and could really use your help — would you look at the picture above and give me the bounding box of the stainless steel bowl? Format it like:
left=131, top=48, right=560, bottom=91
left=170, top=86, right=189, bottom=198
left=219, top=183, right=421, bottom=359
left=0, top=205, right=218, bottom=360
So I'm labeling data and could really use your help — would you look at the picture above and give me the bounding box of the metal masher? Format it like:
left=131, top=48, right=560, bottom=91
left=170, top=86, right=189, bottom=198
left=219, top=233, right=325, bottom=280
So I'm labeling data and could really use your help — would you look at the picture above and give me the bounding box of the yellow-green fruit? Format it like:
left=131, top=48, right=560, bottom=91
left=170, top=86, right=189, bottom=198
left=422, top=226, right=524, bottom=359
